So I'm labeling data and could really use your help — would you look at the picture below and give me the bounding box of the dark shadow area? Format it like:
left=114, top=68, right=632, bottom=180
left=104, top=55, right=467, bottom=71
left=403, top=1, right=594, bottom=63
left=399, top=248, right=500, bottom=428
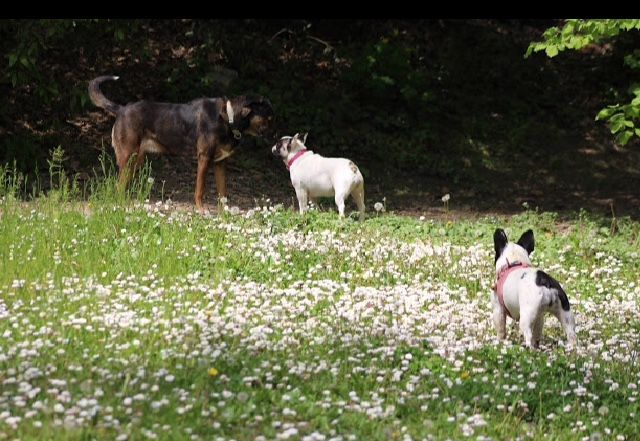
left=1, top=19, right=639, bottom=219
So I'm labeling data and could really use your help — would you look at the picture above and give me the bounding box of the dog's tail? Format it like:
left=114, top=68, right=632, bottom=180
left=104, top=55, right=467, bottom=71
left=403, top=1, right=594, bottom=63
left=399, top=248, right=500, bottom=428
left=88, top=76, right=121, bottom=114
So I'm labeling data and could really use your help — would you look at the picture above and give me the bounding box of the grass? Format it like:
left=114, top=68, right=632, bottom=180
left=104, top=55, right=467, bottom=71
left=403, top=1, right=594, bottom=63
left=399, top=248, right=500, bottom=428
left=1, top=156, right=639, bottom=441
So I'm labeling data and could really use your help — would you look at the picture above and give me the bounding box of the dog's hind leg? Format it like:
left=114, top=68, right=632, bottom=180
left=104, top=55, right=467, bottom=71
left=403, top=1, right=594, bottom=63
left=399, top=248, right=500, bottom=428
left=195, top=154, right=211, bottom=214
left=553, top=307, right=577, bottom=350
left=116, top=151, right=144, bottom=194
left=350, top=182, right=365, bottom=221
left=334, top=193, right=346, bottom=217
left=532, top=315, right=545, bottom=349
left=519, top=305, right=539, bottom=349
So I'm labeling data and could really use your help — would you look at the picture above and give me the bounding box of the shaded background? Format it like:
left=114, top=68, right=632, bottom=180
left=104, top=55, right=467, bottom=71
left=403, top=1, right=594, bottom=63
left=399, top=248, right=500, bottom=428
left=1, top=19, right=639, bottom=217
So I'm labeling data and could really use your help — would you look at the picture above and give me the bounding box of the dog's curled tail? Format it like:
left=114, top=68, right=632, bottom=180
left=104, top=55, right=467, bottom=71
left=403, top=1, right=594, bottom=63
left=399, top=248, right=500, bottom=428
left=88, top=75, right=121, bottom=114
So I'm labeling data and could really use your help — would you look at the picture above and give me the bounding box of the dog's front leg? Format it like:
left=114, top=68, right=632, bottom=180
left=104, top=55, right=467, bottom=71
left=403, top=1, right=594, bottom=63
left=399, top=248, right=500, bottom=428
left=195, top=154, right=211, bottom=214
left=491, top=292, right=507, bottom=340
left=295, top=187, right=308, bottom=214
left=214, top=161, right=227, bottom=199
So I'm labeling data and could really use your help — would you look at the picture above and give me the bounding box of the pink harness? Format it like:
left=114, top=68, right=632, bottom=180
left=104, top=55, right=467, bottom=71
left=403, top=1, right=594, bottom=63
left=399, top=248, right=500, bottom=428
left=493, top=262, right=529, bottom=319
left=287, top=149, right=309, bottom=170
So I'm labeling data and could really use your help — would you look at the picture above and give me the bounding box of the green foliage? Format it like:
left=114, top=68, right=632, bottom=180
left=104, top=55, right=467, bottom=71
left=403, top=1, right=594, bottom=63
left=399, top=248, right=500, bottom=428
left=45, top=146, right=81, bottom=203
left=526, top=19, right=640, bottom=58
left=526, top=19, right=640, bottom=146
left=2, top=19, right=140, bottom=111
left=0, top=161, right=25, bottom=201
left=4, top=20, right=72, bottom=102
left=345, top=39, right=431, bottom=109
left=0, top=133, right=44, bottom=174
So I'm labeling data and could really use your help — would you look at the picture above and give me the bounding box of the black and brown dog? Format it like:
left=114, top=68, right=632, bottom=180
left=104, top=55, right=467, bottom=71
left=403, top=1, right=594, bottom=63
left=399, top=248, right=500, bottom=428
left=88, top=75, right=274, bottom=212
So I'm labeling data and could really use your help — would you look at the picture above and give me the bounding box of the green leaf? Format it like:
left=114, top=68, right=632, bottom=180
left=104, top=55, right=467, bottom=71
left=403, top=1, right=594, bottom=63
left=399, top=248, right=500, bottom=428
left=545, top=45, right=559, bottom=58
left=596, top=108, right=615, bottom=120
left=616, top=130, right=633, bottom=145
left=610, top=116, right=626, bottom=133
left=8, top=53, right=17, bottom=67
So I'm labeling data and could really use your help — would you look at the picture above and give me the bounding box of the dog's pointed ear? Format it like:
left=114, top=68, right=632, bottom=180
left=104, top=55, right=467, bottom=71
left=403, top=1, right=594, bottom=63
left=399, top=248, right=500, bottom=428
left=301, top=132, right=308, bottom=144
left=493, top=228, right=508, bottom=262
left=517, top=229, right=535, bottom=255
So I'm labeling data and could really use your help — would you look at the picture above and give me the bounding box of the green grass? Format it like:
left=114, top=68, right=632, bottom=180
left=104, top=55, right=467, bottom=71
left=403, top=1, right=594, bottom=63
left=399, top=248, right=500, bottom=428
left=1, top=159, right=639, bottom=441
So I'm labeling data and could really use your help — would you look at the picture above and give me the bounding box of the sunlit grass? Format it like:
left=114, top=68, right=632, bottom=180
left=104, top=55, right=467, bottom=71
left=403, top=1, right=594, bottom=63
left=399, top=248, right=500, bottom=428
left=1, top=152, right=639, bottom=440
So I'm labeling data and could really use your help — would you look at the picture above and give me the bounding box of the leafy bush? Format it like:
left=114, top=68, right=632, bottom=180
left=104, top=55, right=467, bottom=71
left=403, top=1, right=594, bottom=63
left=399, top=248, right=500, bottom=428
left=526, top=19, right=640, bottom=146
left=344, top=39, right=431, bottom=109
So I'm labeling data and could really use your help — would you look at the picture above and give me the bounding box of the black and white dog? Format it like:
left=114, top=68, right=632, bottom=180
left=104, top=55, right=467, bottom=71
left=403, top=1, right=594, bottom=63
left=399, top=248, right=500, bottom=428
left=492, top=228, right=577, bottom=349
left=272, top=133, right=365, bottom=220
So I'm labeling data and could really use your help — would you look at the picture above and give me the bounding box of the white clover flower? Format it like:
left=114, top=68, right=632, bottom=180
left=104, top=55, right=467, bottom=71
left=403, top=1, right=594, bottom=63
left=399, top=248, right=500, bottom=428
left=219, top=196, right=228, bottom=205
left=147, top=177, right=154, bottom=184
left=229, top=206, right=240, bottom=216
left=441, top=193, right=450, bottom=203
left=374, top=202, right=385, bottom=212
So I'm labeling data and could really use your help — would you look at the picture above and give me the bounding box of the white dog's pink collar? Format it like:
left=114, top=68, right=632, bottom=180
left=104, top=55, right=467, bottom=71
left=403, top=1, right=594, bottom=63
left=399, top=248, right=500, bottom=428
left=494, top=262, right=529, bottom=318
left=287, top=149, right=309, bottom=170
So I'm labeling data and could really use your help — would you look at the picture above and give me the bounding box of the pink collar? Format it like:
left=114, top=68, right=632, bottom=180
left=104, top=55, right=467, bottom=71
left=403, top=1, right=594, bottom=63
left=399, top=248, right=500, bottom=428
left=287, top=149, right=309, bottom=170
left=494, top=262, right=529, bottom=318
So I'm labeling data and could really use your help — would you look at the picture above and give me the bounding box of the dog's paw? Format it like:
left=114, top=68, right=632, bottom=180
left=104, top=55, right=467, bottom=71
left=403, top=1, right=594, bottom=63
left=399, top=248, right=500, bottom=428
left=196, top=206, right=211, bottom=216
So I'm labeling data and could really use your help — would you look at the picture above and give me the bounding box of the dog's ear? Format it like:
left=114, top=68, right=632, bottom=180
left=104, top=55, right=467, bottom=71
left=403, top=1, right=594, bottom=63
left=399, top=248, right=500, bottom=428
left=517, top=229, right=535, bottom=255
left=301, top=132, right=308, bottom=144
left=241, top=106, right=252, bottom=118
left=493, top=228, right=508, bottom=262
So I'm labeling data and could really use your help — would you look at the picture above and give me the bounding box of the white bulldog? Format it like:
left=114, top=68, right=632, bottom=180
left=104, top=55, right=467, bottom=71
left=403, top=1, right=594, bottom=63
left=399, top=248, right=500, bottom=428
left=492, top=228, right=577, bottom=349
left=272, top=133, right=365, bottom=220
